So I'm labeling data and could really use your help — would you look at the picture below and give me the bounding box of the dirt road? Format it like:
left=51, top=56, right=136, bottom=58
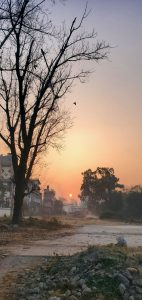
left=0, top=217, right=142, bottom=299
left=2, top=223, right=142, bottom=257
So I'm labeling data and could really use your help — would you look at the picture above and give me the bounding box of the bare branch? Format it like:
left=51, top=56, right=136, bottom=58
left=0, top=0, right=110, bottom=223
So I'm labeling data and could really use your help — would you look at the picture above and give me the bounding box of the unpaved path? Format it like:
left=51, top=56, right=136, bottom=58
left=0, top=255, right=43, bottom=279
left=3, top=224, right=142, bottom=257
left=0, top=255, right=44, bottom=299
left=2, top=223, right=142, bottom=257
left=0, top=223, right=142, bottom=298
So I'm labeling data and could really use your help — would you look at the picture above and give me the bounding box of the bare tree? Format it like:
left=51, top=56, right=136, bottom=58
left=0, top=0, right=109, bottom=224
left=0, top=0, right=49, bottom=49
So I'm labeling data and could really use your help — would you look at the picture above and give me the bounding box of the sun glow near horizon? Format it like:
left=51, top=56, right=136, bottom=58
left=2, top=0, right=142, bottom=202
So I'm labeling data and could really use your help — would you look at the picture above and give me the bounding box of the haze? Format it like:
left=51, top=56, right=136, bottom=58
left=32, top=0, right=142, bottom=199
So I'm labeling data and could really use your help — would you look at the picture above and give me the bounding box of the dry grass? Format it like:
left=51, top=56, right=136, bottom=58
left=0, top=214, right=133, bottom=248
left=0, top=216, right=73, bottom=247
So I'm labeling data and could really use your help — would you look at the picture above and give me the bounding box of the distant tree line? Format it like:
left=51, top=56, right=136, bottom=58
left=80, top=167, right=142, bottom=221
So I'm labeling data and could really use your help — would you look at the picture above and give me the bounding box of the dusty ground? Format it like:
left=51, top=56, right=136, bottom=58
left=0, top=215, right=126, bottom=247
left=0, top=256, right=45, bottom=299
left=0, top=216, right=74, bottom=246
left=0, top=215, right=141, bottom=299
left=0, top=216, right=73, bottom=299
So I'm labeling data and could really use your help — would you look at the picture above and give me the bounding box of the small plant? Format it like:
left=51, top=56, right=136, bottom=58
left=93, top=275, right=121, bottom=300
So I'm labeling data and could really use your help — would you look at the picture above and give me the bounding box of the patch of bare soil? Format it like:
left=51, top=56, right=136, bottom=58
left=0, top=216, right=76, bottom=287
left=0, top=215, right=128, bottom=251
left=0, top=255, right=44, bottom=299
left=2, top=246, right=142, bottom=300
left=0, top=216, right=74, bottom=248
left=0, top=216, right=141, bottom=299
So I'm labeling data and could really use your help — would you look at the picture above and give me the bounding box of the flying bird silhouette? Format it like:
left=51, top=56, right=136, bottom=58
left=41, top=48, right=45, bottom=55
left=73, top=102, right=76, bottom=105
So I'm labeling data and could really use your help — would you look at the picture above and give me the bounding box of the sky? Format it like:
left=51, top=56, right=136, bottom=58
left=35, top=0, right=142, bottom=201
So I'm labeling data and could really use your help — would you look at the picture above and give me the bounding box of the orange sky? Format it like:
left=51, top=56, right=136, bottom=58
left=35, top=1, right=142, bottom=200
left=1, top=1, right=142, bottom=201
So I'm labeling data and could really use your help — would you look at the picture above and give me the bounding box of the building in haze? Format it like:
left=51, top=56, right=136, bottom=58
left=0, top=154, right=13, bottom=179
left=0, top=154, right=14, bottom=209
left=42, top=185, right=56, bottom=214
left=63, top=200, right=81, bottom=214
left=23, top=179, right=42, bottom=215
left=0, top=154, right=42, bottom=215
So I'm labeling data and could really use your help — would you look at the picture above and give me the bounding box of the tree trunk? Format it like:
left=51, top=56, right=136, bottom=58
left=12, top=178, right=26, bottom=224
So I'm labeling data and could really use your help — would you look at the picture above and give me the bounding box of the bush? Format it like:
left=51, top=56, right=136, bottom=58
left=99, top=211, right=114, bottom=219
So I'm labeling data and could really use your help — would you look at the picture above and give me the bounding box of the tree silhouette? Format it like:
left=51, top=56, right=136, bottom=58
left=80, top=167, right=123, bottom=210
left=0, top=1, right=109, bottom=223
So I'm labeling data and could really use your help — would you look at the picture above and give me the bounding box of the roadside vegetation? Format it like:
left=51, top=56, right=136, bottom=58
left=2, top=245, right=142, bottom=300
left=0, top=216, right=72, bottom=247
left=80, top=167, right=142, bottom=222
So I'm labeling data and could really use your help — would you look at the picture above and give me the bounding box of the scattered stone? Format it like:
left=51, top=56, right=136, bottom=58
left=82, top=286, right=92, bottom=296
left=116, top=236, right=127, bottom=247
left=64, top=289, right=71, bottom=297
left=115, top=273, right=130, bottom=287
left=49, top=297, right=61, bottom=300
left=123, top=270, right=133, bottom=281
left=78, top=278, right=85, bottom=287
left=70, top=278, right=78, bottom=288
left=39, top=282, right=44, bottom=289
left=74, top=291, right=81, bottom=298
left=5, top=246, right=142, bottom=300
left=119, top=283, right=126, bottom=295
left=95, top=263, right=102, bottom=270
left=123, top=292, right=129, bottom=300
left=70, top=266, right=77, bottom=273
left=127, top=267, right=139, bottom=275
left=133, top=279, right=142, bottom=286
left=135, top=296, right=142, bottom=300
left=33, top=287, right=40, bottom=294
left=69, top=296, right=78, bottom=300
left=81, top=283, right=88, bottom=290
left=48, top=290, right=54, bottom=295
left=136, top=286, right=142, bottom=294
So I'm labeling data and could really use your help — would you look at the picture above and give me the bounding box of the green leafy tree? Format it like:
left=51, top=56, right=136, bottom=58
left=99, top=191, right=124, bottom=219
left=80, top=167, right=124, bottom=210
left=79, top=169, right=96, bottom=209
left=94, top=167, right=124, bottom=200
left=125, top=186, right=142, bottom=220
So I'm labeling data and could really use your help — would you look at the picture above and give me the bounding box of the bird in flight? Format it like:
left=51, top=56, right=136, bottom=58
left=41, top=48, right=45, bottom=55
left=73, top=102, right=76, bottom=105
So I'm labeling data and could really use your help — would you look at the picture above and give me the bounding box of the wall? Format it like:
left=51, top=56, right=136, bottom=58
left=0, top=208, right=11, bottom=217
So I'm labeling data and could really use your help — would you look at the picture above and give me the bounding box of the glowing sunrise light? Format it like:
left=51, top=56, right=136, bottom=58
left=69, top=193, right=72, bottom=198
